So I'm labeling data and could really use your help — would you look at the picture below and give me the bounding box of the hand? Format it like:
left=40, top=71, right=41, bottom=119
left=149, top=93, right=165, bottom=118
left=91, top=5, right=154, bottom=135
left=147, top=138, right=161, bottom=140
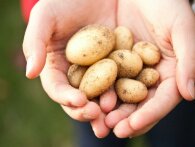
left=105, top=0, right=195, bottom=138
left=22, top=0, right=118, bottom=138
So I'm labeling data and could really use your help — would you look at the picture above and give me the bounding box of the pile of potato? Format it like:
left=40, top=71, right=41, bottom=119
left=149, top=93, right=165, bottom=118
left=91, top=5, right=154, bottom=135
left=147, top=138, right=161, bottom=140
left=66, top=25, right=160, bottom=103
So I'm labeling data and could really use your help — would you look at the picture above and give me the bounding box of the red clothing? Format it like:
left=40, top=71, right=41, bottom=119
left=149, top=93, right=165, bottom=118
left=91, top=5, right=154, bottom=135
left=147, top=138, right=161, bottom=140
left=20, top=0, right=38, bottom=23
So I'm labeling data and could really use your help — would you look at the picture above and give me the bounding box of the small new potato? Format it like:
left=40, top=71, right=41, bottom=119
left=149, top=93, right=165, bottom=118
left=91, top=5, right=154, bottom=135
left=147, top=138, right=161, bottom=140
left=132, top=41, right=161, bottom=66
left=67, top=64, right=88, bottom=88
left=115, top=78, right=148, bottom=103
left=137, top=68, right=160, bottom=87
left=109, top=50, right=143, bottom=78
left=114, top=26, right=133, bottom=50
left=79, top=59, right=117, bottom=99
left=66, top=25, right=115, bottom=66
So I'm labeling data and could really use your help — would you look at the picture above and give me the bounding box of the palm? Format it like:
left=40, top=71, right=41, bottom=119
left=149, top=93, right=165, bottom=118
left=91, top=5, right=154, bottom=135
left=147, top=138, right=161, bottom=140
left=41, top=0, right=116, bottom=74
left=45, top=0, right=116, bottom=48
left=118, top=0, right=181, bottom=112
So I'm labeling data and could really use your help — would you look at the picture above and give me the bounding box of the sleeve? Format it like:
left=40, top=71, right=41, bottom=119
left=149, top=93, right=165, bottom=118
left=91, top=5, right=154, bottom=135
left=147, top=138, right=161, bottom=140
left=20, top=0, right=38, bottom=23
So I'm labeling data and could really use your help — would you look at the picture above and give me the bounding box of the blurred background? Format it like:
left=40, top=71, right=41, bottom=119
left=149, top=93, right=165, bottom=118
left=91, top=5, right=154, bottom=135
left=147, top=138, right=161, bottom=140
left=0, top=1, right=148, bottom=147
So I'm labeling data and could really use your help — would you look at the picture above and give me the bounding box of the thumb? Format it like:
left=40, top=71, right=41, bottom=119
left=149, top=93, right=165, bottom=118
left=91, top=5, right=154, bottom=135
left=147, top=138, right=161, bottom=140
left=172, top=9, right=195, bottom=100
left=23, top=2, right=54, bottom=79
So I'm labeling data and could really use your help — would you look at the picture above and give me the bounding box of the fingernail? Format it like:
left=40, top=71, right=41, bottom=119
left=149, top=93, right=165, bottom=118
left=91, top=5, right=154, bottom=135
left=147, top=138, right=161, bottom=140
left=92, top=126, right=98, bottom=134
left=26, top=56, right=33, bottom=77
left=188, top=79, right=195, bottom=99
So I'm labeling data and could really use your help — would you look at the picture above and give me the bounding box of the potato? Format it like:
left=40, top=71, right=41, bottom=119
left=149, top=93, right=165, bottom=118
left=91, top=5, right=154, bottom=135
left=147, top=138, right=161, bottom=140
left=79, top=59, right=117, bottom=99
left=67, top=64, right=88, bottom=88
left=115, top=78, right=148, bottom=103
left=114, top=26, right=133, bottom=50
left=137, top=68, right=160, bottom=87
left=109, top=50, right=143, bottom=78
left=132, top=41, right=161, bottom=66
left=66, top=25, right=115, bottom=66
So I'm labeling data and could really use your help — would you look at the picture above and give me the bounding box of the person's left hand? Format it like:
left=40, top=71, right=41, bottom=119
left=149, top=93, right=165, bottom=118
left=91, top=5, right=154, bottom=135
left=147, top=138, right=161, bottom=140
left=106, top=57, right=181, bottom=138
left=105, top=0, right=195, bottom=138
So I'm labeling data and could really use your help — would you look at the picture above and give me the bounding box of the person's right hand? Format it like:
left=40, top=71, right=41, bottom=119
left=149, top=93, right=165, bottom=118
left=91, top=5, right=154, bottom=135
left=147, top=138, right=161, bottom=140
left=23, top=0, right=118, bottom=138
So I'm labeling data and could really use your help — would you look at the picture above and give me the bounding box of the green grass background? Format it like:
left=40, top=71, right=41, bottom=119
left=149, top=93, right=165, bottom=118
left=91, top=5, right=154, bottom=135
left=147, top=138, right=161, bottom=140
left=0, top=1, right=148, bottom=146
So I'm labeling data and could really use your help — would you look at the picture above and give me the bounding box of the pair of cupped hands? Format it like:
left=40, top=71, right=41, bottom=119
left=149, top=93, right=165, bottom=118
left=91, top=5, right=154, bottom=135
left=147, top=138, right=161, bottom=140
left=23, top=0, right=195, bottom=138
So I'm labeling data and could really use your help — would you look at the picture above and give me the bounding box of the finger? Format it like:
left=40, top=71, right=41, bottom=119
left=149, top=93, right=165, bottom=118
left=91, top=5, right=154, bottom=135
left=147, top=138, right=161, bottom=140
left=172, top=7, right=195, bottom=100
left=23, top=2, right=54, bottom=79
left=61, top=101, right=101, bottom=121
left=129, top=78, right=181, bottom=131
left=113, top=118, right=133, bottom=138
left=130, top=122, right=156, bottom=138
left=40, top=54, right=88, bottom=107
left=99, top=87, right=117, bottom=113
left=113, top=118, right=156, bottom=138
left=105, top=88, right=155, bottom=129
left=91, top=113, right=110, bottom=138
left=105, top=104, right=136, bottom=128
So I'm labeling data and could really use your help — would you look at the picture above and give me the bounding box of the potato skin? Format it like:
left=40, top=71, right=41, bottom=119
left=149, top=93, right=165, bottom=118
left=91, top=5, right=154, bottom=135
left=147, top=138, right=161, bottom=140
left=109, top=50, right=143, bottom=78
left=66, top=25, right=115, bottom=66
left=79, top=59, right=117, bottom=99
left=137, top=68, right=160, bottom=88
left=67, top=64, right=88, bottom=88
left=132, top=41, right=161, bottom=66
left=115, top=78, right=148, bottom=103
left=114, top=26, right=133, bottom=50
